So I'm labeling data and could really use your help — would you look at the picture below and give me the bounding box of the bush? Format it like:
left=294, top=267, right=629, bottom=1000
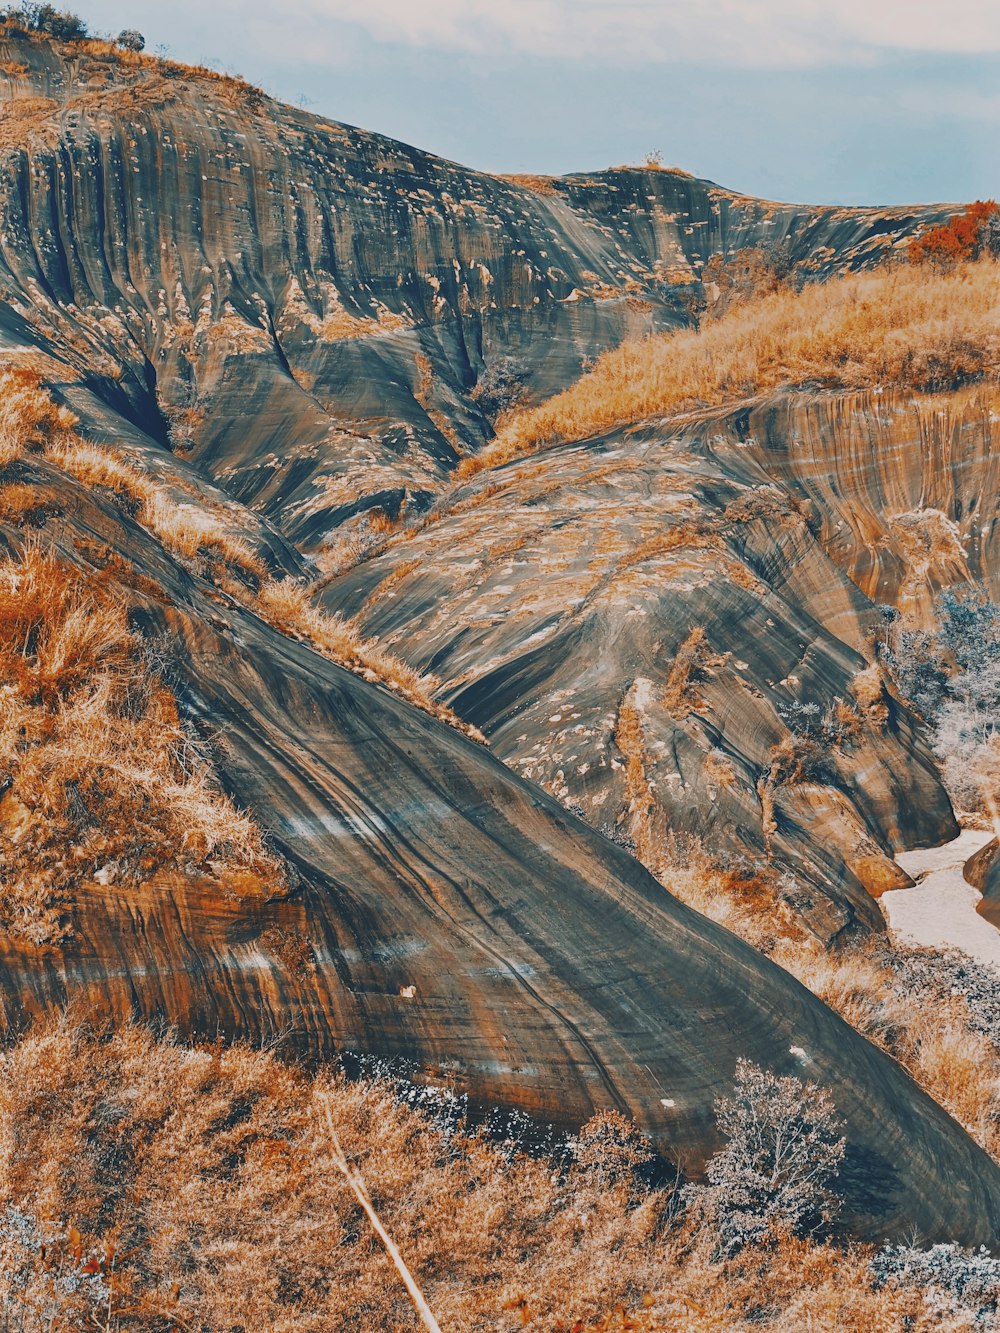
left=687, top=1058, right=845, bottom=1254
left=693, top=240, right=796, bottom=321
left=873, top=1243, right=1000, bottom=1326
left=470, top=354, right=529, bottom=417
left=1, top=3, right=88, bottom=39
left=567, top=1109, right=656, bottom=1197
left=908, top=201, right=1000, bottom=266
left=879, top=586, right=1000, bottom=812
left=877, top=610, right=949, bottom=720
left=116, top=28, right=144, bottom=52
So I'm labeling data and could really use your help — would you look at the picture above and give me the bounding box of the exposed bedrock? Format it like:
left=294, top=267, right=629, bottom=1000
left=319, top=402, right=964, bottom=941
left=1, top=462, right=1000, bottom=1245
left=967, top=839, right=1000, bottom=929
left=724, top=386, right=1000, bottom=622
left=0, top=42, right=969, bottom=938
left=0, top=35, right=950, bottom=550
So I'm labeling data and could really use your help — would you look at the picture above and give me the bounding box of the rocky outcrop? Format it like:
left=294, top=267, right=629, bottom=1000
left=0, top=30, right=950, bottom=555
left=318, top=396, right=962, bottom=941
left=967, top=838, right=1000, bottom=928
left=732, top=386, right=1000, bottom=623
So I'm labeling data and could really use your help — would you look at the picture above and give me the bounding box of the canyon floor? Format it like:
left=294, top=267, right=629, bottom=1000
left=886, top=828, right=1000, bottom=966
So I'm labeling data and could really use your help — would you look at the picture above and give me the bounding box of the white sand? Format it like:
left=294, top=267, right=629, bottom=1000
left=882, top=827, right=1000, bottom=966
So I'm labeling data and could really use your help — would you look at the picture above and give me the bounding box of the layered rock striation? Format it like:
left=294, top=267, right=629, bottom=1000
left=0, top=31, right=995, bottom=1243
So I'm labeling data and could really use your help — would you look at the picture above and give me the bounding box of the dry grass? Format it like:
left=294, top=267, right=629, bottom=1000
left=0, top=364, right=76, bottom=466
left=658, top=837, right=1000, bottom=1164
left=656, top=837, right=809, bottom=955
left=0, top=543, right=282, bottom=945
left=501, top=173, right=560, bottom=194
left=0, top=373, right=483, bottom=742
left=662, top=627, right=729, bottom=720
left=612, top=686, right=656, bottom=863
left=774, top=937, right=1000, bottom=1163
left=615, top=523, right=721, bottom=576
left=462, top=259, right=1000, bottom=474
left=0, top=481, right=47, bottom=524
left=0, top=1015, right=964, bottom=1332
left=139, top=490, right=265, bottom=579
left=1, top=23, right=268, bottom=109
left=256, top=578, right=486, bottom=743
left=47, top=438, right=267, bottom=582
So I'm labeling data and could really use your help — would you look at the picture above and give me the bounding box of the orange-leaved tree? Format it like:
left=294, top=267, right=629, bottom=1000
left=908, top=200, right=999, bottom=265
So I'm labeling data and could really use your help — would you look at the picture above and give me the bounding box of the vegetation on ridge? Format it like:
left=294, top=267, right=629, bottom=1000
left=0, top=543, right=283, bottom=944
left=0, top=366, right=481, bottom=743
left=460, top=257, right=1000, bottom=476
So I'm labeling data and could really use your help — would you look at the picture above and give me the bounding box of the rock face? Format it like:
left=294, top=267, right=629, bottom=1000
left=0, top=32, right=998, bottom=1244
left=319, top=391, right=975, bottom=941
left=967, top=839, right=1000, bottom=928
left=0, top=29, right=949, bottom=551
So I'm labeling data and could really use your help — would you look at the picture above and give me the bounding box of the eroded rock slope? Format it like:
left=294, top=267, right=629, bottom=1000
left=0, top=29, right=949, bottom=550
left=3, top=427, right=1000, bottom=1245
left=321, top=389, right=998, bottom=941
left=0, top=31, right=994, bottom=1243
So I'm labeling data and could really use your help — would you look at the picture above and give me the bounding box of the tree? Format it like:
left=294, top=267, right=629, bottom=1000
left=116, top=28, right=145, bottom=52
left=908, top=201, right=1000, bottom=266
left=1, top=4, right=88, bottom=39
left=937, top=587, right=1000, bottom=674
left=689, top=1058, right=845, bottom=1254
left=880, top=586, right=1000, bottom=814
left=569, top=1109, right=655, bottom=1194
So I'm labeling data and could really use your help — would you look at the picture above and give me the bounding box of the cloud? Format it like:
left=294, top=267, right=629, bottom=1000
left=85, top=0, right=1000, bottom=76
left=277, top=0, right=1000, bottom=66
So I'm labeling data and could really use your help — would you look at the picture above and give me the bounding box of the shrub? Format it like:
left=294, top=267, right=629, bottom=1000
left=1, top=3, right=88, bottom=39
left=567, top=1109, right=656, bottom=1197
left=662, top=625, right=728, bottom=719
left=116, top=27, right=144, bottom=51
left=693, top=240, right=796, bottom=321
left=873, top=1243, right=1000, bottom=1327
left=877, top=612, right=949, bottom=720
left=908, top=201, right=1000, bottom=266
left=881, top=585, right=1000, bottom=812
left=688, top=1060, right=845, bottom=1254
left=470, top=354, right=529, bottom=417
left=937, top=587, right=1000, bottom=673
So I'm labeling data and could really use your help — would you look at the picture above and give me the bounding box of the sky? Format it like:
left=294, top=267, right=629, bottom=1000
left=77, top=0, right=1000, bottom=206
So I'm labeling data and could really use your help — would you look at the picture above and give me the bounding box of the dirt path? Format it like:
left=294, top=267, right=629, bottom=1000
left=882, top=828, right=999, bottom=965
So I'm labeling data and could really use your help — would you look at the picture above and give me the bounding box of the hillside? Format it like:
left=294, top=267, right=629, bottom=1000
left=1, top=20, right=1000, bottom=1281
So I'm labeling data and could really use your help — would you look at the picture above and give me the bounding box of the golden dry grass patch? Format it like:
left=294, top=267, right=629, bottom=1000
left=0, top=543, right=282, bottom=944
left=0, top=1015, right=963, bottom=1332
left=461, top=259, right=1000, bottom=476
left=256, top=577, right=486, bottom=744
